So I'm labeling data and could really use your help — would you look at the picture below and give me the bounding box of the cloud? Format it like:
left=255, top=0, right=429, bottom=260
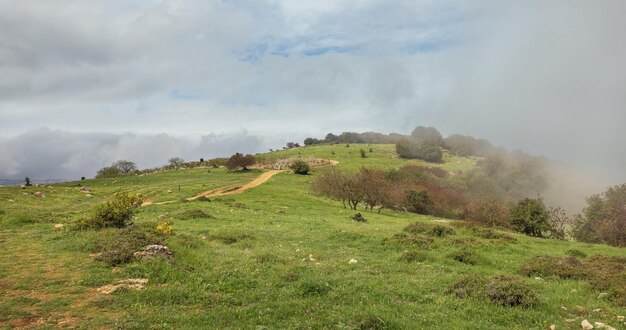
left=0, top=128, right=271, bottom=180
left=1, top=0, right=625, bottom=185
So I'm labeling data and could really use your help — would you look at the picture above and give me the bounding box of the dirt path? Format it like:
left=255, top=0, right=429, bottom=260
left=188, top=169, right=283, bottom=201
left=142, top=159, right=338, bottom=206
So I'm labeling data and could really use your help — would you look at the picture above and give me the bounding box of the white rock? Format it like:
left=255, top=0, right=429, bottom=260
left=593, top=309, right=602, bottom=313
left=581, top=319, right=593, bottom=329
left=348, top=259, right=358, bottom=264
left=54, top=224, right=64, bottom=229
left=597, top=292, right=608, bottom=299
left=617, top=316, right=624, bottom=322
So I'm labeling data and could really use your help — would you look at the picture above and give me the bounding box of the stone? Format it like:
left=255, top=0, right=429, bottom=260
left=549, top=325, right=555, bottom=330
left=33, top=191, right=45, bottom=198
left=617, top=316, right=624, bottom=322
left=581, top=319, right=593, bottom=330
left=97, top=278, right=148, bottom=294
left=594, top=322, right=616, bottom=330
left=133, top=245, right=172, bottom=259
left=54, top=224, right=64, bottom=229
left=597, top=292, right=608, bottom=299
left=349, top=258, right=358, bottom=264
left=79, top=186, right=91, bottom=193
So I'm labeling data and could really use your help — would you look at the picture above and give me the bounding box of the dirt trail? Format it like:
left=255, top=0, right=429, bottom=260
left=188, top=169, right=283, bottom=200
left=142, top=158, right=338, bottom=206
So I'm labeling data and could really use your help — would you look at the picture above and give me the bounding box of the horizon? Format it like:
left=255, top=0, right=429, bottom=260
left=1, top=1, right=626, bottom=183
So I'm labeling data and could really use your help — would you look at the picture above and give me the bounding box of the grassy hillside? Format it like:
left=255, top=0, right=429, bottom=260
left=0, top=145, right=624, bottom=329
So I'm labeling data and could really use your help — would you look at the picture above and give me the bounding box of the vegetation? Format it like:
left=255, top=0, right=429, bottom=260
left=77, top=192, right=143, bottom=229
left=572, top=183, right=626, bottom=247
left=289, top=160, right=310, bottom=175
left=95, top=160, right=137, bottom=178
left=396, top=139, right=443, bottom=163
left=0, top=140, right=625, bottom=328
left=226, top=153, right=256, bottom=170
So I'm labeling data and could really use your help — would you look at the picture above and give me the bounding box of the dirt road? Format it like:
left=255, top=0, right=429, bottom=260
left=187, top=170, right=283, bottom=201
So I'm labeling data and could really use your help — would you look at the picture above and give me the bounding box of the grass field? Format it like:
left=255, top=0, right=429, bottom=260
left=0, top=145, right=624, bottom=329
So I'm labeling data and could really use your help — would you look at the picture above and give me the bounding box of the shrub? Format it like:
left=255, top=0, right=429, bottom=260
left=565, top=249, right=587, bottom=258
left=405, top=190, right=432, bottom=214
left=485, top=275, right=540, bottom=307
left=155, top=220, right=174, bottom=234
left=174, top=209, right=213, bottom=220
left=448, top=275, right=540, bottom=308
left=510, top=198, right=551, bottom=237
left=448, top=249, right=478, bottom=265
left=385, top=233, right=435, bottom=248
left=78, top=192, right=143, bottom=229
left=396, top=139, right=442, bottom=163
left=94, top=223, right=164, bottom=266
left=226, top=153, right=256, bottom=170
left=360, top=149, right=367, bottom=158
left=572, top=183, right=626, bottom=247
left=351, top=213, right=367, bottom=222
left=289, top=160, right=310, bottom=175
left=398, top=250, right=428, bottom=263
left=404, top=222, right=455, bottom=237
left=369, top=147, right=373, bottom=153
left=465, top=199, right=510, bottom=227
left=95, top=166, right=121, bottom=179
left=352, top=314, right=393, bottom=330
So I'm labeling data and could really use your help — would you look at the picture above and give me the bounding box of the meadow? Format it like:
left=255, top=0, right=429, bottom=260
left=0, top=144, right=624, bottom=329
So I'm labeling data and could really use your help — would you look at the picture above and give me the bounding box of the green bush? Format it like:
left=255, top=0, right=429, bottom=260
left=360, top=148, right=367, bottom=158
left=398, top=250, right=428, bottom=263
left=78, top=192, right=143, bottom=229
left=565, top=249, right=587, bottom=258
left=448, top=249, right=479, bottom=265
left=448, top=275, right=540, bottom=308
left=510, top=198, right=551, bottom=237
left=404, top=222, right=455, bottom=237
left=396, top=139, right=442, bottom=163
left=174, top=209, right=214, bottom=220
left=94, top=223, right=164, bottom=266
left=289, top=160, right=310, bottom=175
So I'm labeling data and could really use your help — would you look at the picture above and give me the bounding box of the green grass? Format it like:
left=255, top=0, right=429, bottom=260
left=0, top=144, right=624, bottom=329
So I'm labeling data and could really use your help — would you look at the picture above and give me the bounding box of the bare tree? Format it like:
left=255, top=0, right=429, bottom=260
left=168, top=157, right=185, bottom=170
left=113, top=160, right=137, bottom=175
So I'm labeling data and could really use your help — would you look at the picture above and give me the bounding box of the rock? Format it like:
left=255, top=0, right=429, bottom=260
left=308, top=254, right=316, bottom=261
left=581, top=319, right=593, bottom=329
left=597, top=292, right=608, bottom=299
left=20, top=185, right=26, bottom=189
left=33, top=191, right=45, bottom=198
left=349, top=258, right=358, bottom=264
left=550, top=325, right=555, bottom=330
left=534, top=276, right=544, bottom=281
left=85, top=194, right=93, bottom=197
left=133, top=245, right=172, bottom=259
left=593, top=309, right=602, bottom=313
left=97, top=278, right=148, bottom=294
left=53, top=224, right=64, bottom=229
left=79, top=187, right=91, bottom=193
left=594, top=322, right=616, bottom=330
left=561, top=306, right=568, bottom=311
left=617, top=316, right=624, bottom=322
left=351, top=213, right=367, bottom=222
left=8, top=199, right=14, bottom=202
left=166, top=189, right=172, bottom=193
left=89, top=252, right=103, bottom=258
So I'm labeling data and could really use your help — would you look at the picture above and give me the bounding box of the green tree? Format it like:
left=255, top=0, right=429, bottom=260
left=572, top=184, right=626, bottom=247
left=510, top=198, right=551, bottom=237
left=405, top=190, right=432, bottom=215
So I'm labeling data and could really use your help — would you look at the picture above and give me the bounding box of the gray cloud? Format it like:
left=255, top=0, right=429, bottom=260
left=0, top=128, right=273, bottom=180
left=1, top=0, right=625, bottom=188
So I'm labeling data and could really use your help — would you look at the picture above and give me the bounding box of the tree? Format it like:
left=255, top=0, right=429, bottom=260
left=24, top=177, right=32, bottom=186
left=510, top=198, right=551, bottom=237
left=290, top=160, right=310, bottom=175
left=396, top=139, right=443, bottom=163
left=405, top=190, right=432, bottom=214
left=410, top=126, right=443, bottom=146
left=168, top=157, right=185, bottom=170
left=304, top=138, right=320, bottom=146
left=572, top=184, right=626, bottom=247
left=547, top=206, right=571, bottom=239
left=356, top=168, right=390, bottom=213
left=226, top=153, right=255, bottom=170
left=95, top=166, right=121, bottom=178
left=113, top=160, right=137, bottom=175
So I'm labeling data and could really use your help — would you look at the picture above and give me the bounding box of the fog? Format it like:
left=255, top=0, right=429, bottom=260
left=1, top=1, right=625, bottom=208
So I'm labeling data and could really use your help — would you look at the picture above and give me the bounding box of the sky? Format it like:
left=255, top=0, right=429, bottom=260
left=1, top=0, right=625, bottom=183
